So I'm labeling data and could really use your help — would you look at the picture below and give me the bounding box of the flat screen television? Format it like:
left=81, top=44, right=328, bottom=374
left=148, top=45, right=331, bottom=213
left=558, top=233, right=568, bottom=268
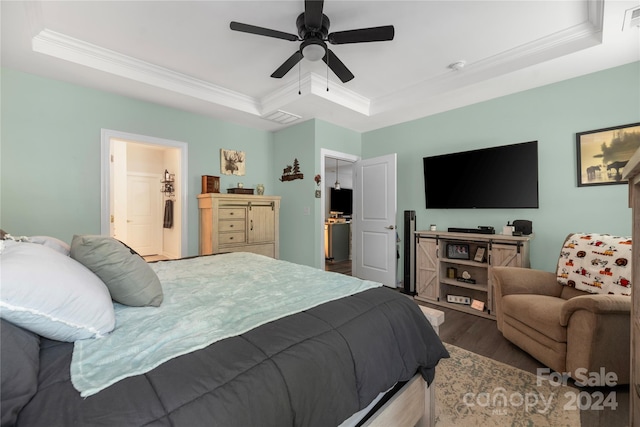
left=330, top=187, right=353, bottom=215
left=423, top=141, right=539, bottom=209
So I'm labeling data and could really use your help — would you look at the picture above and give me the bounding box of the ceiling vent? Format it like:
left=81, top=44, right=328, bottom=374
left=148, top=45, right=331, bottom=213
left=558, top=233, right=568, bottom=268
left=263, top=110, right=302, bottom=125
left=623, top=6, right=640, bottom=31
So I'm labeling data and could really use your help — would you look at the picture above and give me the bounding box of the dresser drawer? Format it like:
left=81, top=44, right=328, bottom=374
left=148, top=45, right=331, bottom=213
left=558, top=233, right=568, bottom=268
left=219, top=231, right=245, bottom=245
left=218, top=219, right=245, bottom=232
left=219, top=208, right=246, bottom=219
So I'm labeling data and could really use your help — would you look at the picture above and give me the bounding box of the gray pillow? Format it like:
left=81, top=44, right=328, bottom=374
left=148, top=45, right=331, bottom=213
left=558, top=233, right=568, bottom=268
left=70, top=235, right=163, bottom=307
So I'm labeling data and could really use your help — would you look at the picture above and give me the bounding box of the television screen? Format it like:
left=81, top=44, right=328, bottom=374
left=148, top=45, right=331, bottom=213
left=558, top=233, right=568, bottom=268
left=423, top=141, right=539, bottom=209
left=330, top=187, right=353, bottom=215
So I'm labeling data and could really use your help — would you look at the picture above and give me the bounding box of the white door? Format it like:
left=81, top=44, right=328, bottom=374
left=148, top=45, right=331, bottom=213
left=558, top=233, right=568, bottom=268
left=126, top=174, right=163, bottom=256
left=353, top=153, right=397, bottom=287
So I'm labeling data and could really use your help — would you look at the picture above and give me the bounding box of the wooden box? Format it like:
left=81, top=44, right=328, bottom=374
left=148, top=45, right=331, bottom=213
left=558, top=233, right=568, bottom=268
left=201, top=175, right=220, bottom=194
left=227, top=188, right=254, bottom=195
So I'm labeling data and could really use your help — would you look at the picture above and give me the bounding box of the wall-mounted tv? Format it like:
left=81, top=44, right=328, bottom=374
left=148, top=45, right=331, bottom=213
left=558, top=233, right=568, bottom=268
left=330, top=187, right=353, bottom=215
left=423, top=141, right=539, bottom=209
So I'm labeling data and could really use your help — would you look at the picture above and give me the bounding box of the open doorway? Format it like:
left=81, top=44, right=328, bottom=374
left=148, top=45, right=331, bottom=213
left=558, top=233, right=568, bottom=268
left=320, top=149, right=358, bottom=275
left=100, top=129, right=188, bottom=259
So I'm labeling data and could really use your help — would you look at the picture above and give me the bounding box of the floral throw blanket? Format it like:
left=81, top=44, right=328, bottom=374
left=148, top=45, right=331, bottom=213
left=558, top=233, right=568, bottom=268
left=557, top=233, right=632, bottom=295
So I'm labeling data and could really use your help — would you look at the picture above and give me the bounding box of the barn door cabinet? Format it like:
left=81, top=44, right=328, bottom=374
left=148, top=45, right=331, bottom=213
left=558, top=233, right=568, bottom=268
left=414, top=231, right=531, bottom=319
left=198, top=193, right=281, bottom=258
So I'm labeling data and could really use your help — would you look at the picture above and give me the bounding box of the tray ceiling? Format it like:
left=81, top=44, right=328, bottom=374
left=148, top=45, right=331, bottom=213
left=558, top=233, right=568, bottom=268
left=2, top=1, right=638, bottom=132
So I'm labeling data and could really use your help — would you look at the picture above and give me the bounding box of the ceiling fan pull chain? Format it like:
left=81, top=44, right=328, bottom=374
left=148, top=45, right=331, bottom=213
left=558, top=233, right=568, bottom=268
left=326, top=54, right=329, bottom=92
left=298, top=61, right=302, bottom=95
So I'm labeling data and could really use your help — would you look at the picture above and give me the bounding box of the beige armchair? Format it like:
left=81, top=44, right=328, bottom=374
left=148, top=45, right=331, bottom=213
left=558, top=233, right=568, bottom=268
left=493, top=266, right=630, bottom=385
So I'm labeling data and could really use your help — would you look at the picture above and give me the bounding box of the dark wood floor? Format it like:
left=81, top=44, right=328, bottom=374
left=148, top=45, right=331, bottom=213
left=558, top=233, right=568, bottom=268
left=419, top=303, right=630, bottom=427
left=325, top=261, right=630, bottom=427
left=325, top=259, right=352, bottom=275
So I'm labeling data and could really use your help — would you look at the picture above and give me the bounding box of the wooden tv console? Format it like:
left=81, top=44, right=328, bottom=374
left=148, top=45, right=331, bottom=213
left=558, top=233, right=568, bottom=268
left=414, top=230, right=532, bottom=319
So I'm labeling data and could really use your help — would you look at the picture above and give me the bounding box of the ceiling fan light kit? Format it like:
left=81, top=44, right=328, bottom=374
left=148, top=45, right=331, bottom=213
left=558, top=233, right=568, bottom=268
left=230, top=0, right=394, bottom=83
left=301, top=39, right=326, bottom=61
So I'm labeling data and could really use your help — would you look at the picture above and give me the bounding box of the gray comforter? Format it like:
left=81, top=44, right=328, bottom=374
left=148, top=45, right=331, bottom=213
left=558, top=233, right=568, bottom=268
left=2, top=287, right=448, bottom=427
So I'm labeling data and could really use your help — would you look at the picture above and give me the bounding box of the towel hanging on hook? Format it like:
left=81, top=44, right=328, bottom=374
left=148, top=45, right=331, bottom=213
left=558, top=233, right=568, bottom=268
left=163, top=199, right=173, bottom=229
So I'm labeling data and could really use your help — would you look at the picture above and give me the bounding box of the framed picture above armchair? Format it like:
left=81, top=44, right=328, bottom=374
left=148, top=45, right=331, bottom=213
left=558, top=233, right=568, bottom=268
left=576, top=122, right=640, bottom=187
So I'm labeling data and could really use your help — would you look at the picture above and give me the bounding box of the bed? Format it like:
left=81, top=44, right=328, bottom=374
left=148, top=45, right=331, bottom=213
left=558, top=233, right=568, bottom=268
left=0, top=235, right=448, bottom=427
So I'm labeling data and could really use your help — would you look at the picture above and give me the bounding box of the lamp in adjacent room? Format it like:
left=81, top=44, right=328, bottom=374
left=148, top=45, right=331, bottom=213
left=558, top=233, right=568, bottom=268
left=334, top=159, right=341, bottom=190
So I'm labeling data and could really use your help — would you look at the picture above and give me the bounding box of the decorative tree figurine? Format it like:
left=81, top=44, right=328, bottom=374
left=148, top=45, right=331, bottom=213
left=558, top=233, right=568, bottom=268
left=280, top=158, right=304, bottom=182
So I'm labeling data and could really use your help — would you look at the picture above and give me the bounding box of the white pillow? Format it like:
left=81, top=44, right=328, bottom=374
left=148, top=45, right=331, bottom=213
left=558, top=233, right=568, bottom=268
left=0, top=241, right=115, bottom=341
left=29, top=235, right=71, bottom=256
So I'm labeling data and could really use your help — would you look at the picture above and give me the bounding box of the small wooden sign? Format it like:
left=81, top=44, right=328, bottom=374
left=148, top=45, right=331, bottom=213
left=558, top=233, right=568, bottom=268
left=474, top=247, right=486, bottom=262
left=471, top=299, right=485, bottom=311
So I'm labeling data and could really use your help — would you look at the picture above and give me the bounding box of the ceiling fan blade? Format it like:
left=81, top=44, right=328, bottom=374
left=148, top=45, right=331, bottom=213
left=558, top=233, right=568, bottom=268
left=328, top=25, right=395, bottom=44
left=230, top=21, right=298, bottom=42
left=323, top=49, right=354, bottom=83
left=304, top=0, right=324, bottom=31
left=271, top=51, right=304, bottom=78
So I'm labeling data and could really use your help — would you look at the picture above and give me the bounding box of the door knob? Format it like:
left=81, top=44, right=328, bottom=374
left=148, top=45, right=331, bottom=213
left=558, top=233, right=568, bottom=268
left=385, top=225, right=395, bottom=230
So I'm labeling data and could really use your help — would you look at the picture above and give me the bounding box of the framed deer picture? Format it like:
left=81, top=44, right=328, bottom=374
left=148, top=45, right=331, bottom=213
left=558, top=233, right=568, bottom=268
left=220, top=149, right=246, bottom=176
left=576, top=122, right=640, bottom=187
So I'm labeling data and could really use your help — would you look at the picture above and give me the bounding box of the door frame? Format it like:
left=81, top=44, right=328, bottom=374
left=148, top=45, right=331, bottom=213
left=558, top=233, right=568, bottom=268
left=100, top=129, right=189, bottom=257
left=319, top=149, right=359, bottom=271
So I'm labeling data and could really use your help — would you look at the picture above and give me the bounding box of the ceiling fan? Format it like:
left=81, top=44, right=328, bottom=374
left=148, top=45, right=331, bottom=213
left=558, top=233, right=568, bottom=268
left=230, top=0, right=394, bottom=83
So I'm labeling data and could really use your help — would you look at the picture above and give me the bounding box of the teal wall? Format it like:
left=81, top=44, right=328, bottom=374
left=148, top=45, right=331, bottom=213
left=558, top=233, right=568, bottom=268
left=1, top=68, right=274, bottom=257
left=362, top=62, right=640, bottom=271
left=273, top=120, right=316, bottom=265
left=2, top=62, right=638, bottom=272
left=273, top=119, right=361, bottom=267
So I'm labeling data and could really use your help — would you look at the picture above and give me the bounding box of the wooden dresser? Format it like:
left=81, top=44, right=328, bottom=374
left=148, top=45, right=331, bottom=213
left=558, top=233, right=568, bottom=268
left=197, top=193, right=281, bottom=259
left=623, top=148, right=640, bottom=425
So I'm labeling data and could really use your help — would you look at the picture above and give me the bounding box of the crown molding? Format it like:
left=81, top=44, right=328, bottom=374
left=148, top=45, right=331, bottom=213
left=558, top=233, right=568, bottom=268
left=260, top=72, right=370, bottom=117
left=31, top=28, right=372, bottom=120
left=308, top=73, right=370, bottom=116
left=32, top=29, right=261, bottom=115
left=372, top=1, right=604, bottom=115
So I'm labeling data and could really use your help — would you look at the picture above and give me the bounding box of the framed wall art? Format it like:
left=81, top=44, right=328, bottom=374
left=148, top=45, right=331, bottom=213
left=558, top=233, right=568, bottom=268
left=220, top=149, right=246, bottom=176
left=576, top=122, right=640, bottom=187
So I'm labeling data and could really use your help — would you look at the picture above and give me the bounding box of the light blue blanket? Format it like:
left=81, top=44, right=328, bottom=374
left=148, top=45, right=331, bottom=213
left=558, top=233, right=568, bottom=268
left=71, top=252, right=381, bottom=397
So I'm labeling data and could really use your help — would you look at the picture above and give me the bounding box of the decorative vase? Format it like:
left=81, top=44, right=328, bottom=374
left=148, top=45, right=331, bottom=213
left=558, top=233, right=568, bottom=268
left=256, top=184, right=265, bottom=195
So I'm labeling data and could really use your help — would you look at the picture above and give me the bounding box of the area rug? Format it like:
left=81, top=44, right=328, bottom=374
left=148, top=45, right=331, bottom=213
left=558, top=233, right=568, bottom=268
left=434, top=343, right=581, bottom=426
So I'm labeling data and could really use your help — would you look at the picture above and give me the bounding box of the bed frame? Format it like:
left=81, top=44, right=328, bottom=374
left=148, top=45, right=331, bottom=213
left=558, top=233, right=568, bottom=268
left=363, top=305, right=444, bottom=427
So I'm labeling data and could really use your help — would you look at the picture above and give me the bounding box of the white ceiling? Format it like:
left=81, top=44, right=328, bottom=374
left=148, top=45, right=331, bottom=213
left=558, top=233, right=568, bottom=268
left=2, top=1, right=639, bottom=133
